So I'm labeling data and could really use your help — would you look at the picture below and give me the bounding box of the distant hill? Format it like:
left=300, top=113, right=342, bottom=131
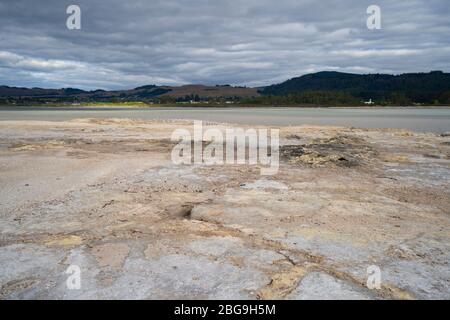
left=260, top=71, right=450, bottom=103
left=0, top=84, right=259, bottom=101
left=1, top=71, right=450, bottom=105
left=0, top=86, right=88, bottom=97
left=162, top=85, right=259, bottom=98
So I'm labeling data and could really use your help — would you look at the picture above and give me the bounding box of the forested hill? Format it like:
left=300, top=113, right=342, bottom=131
left=2, top=71, right=450, bottom=105
left=260, top=71, right=450, bottom=104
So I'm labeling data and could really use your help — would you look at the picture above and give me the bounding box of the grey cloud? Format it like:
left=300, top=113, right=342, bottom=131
left=0, top=0, right=449, bottom=89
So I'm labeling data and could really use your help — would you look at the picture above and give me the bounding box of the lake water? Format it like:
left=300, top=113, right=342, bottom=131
left=0, top=106, right=449, bottom=133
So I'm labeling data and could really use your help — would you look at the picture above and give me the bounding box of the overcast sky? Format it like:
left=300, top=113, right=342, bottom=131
left=0, top=0, right=449, bottom=90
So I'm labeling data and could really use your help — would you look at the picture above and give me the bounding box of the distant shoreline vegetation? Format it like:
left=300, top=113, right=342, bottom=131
left=1, top=71, right=450, bottom=107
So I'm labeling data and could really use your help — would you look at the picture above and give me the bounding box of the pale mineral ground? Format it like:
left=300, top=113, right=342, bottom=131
left=0, top=119, right=449, bottom=299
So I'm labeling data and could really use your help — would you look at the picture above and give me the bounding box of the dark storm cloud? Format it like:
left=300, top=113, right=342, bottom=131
left=0, top=0, right=449, bottom=89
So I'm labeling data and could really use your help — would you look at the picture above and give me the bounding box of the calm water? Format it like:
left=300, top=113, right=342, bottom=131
left=0, top=106, right=449, bottom=133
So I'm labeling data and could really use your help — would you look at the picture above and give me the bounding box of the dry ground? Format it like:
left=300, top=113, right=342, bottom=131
left=0, top=119, right=449, bottom=299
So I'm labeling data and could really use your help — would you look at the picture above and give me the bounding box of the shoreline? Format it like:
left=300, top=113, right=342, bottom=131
left=2, top=104, right=450, bottom=110
left=1, top=107, right=449, bottom=134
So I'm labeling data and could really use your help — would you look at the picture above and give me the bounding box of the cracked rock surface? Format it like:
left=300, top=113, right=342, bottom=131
left=0, top=119, right=449, bottom=299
